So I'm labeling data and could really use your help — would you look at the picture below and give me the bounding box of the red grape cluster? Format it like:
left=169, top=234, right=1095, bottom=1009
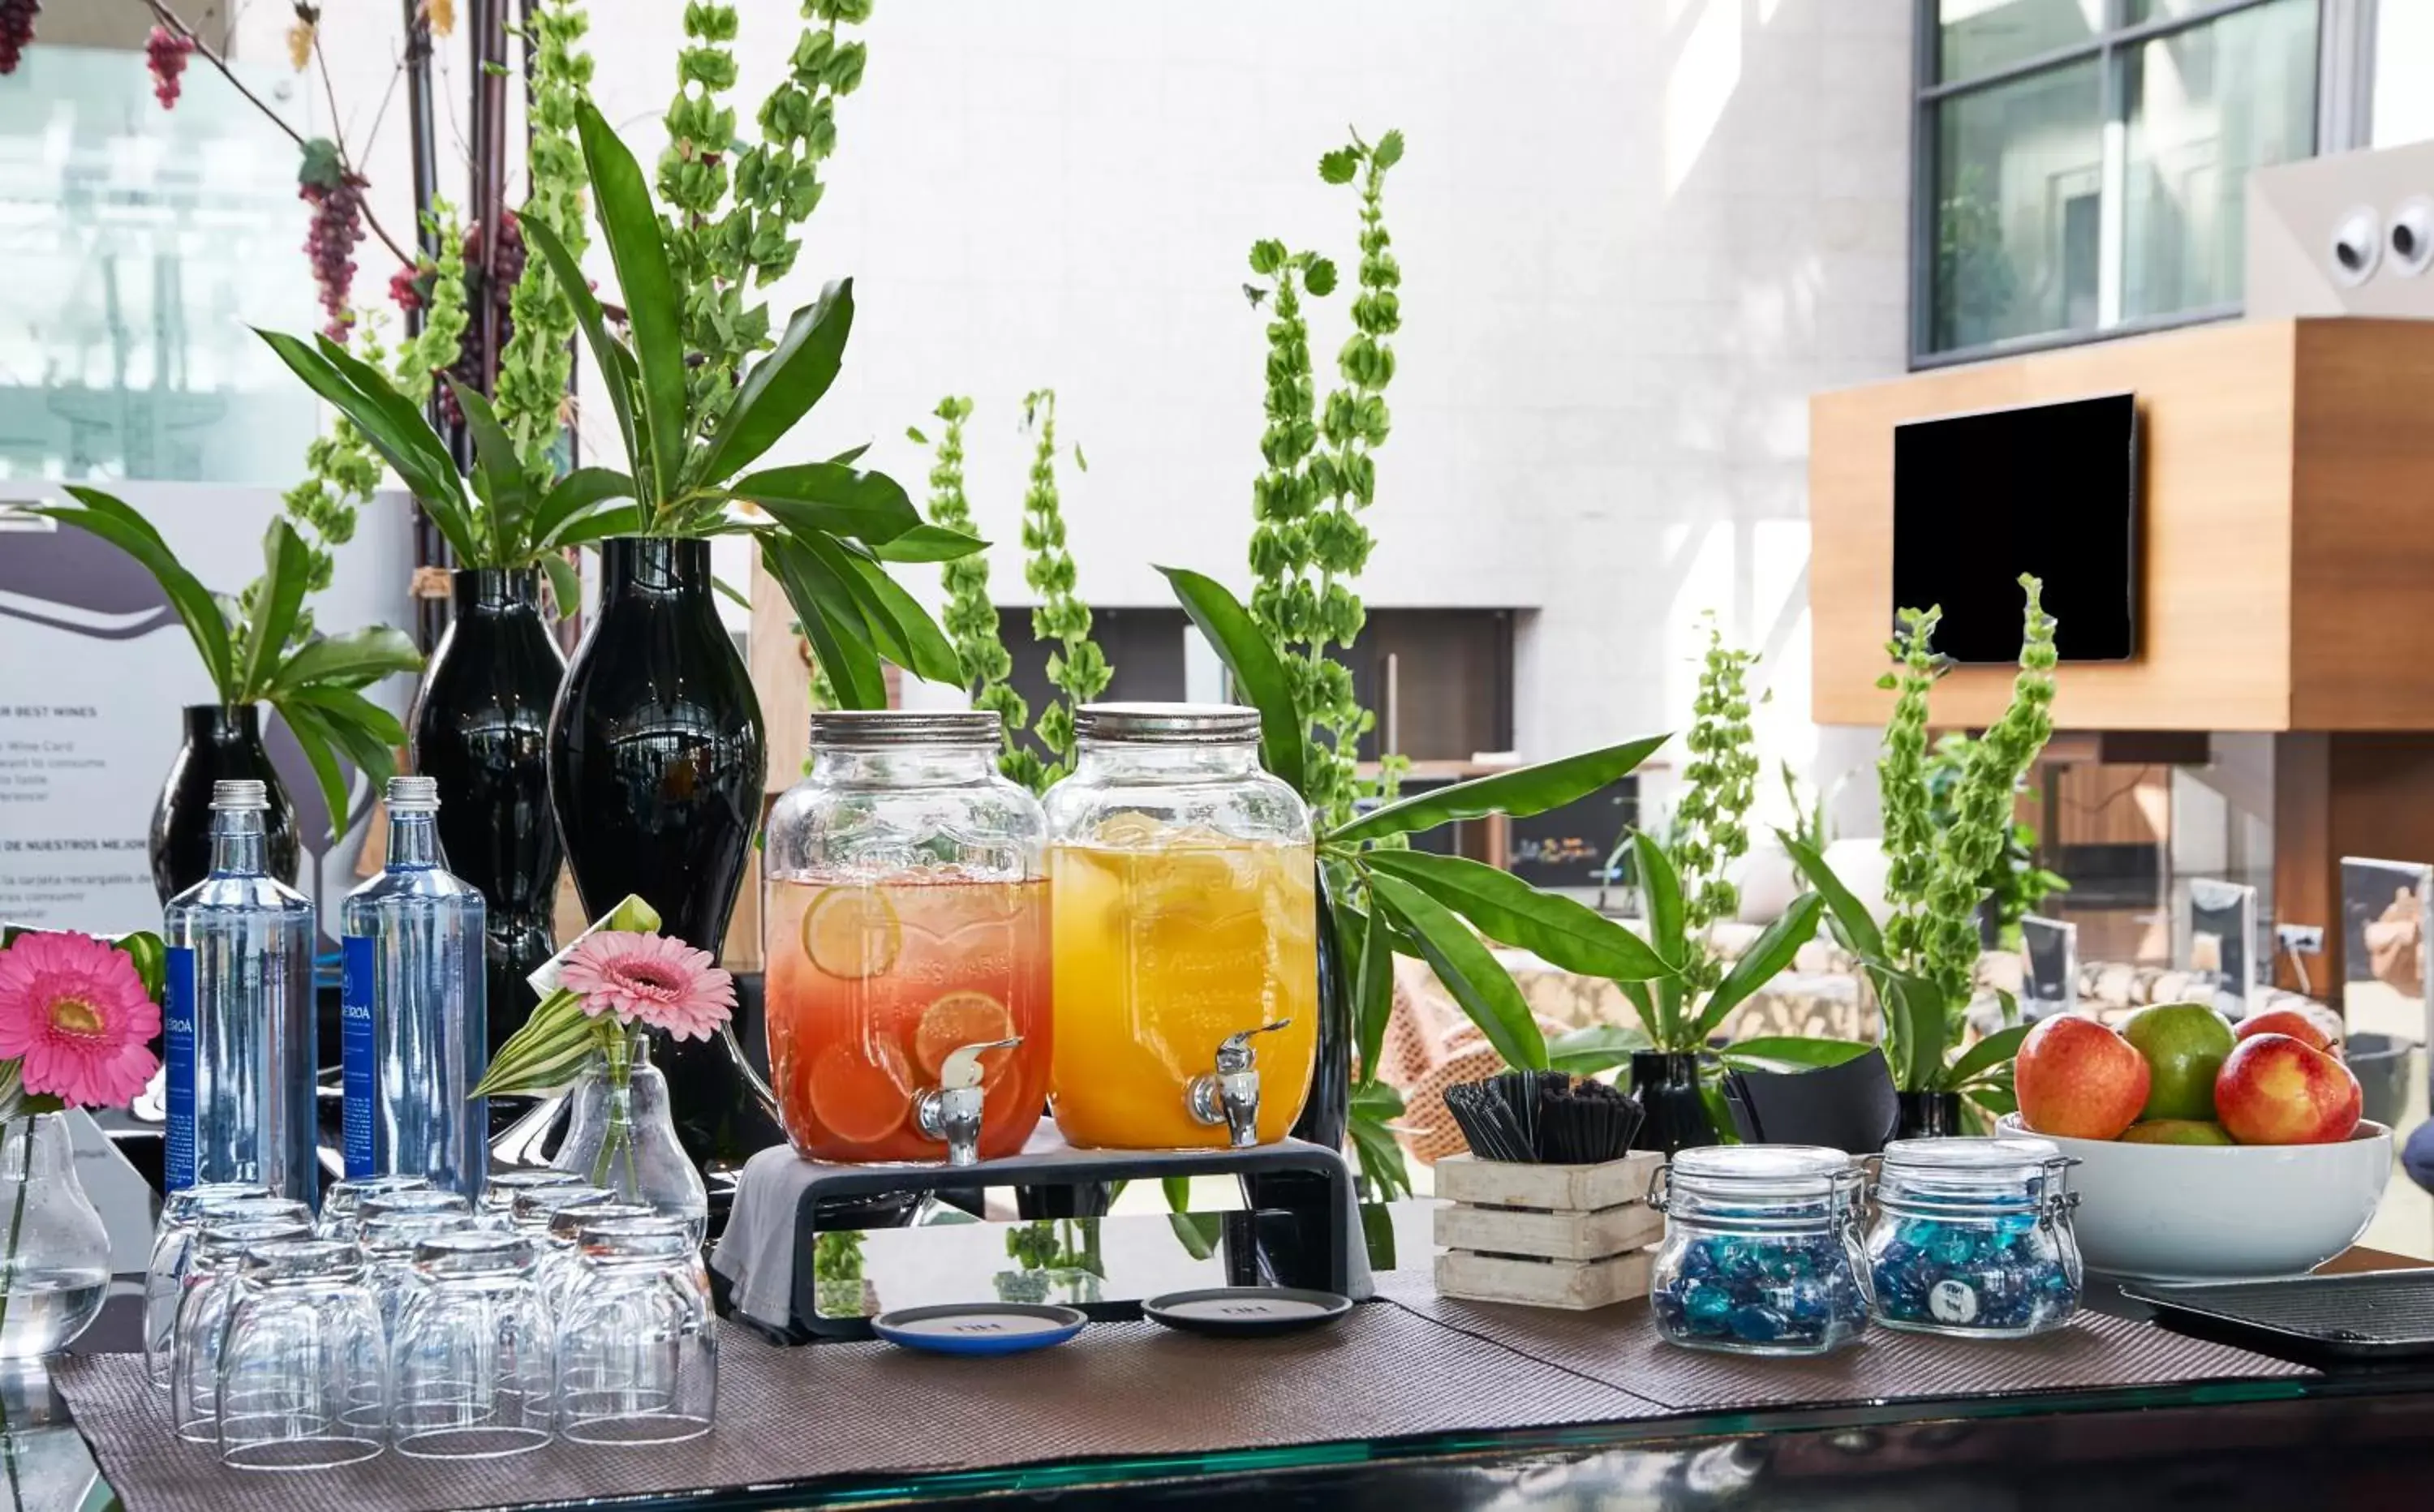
left=301, top=176, right=365, bottom=342
left=144, top=25, right=193, bottom=110
left=0, top=0, right=39, bottom=77
left=388, top=263, right=428, bottom=314
left=436, top=213, right=527, bottom=425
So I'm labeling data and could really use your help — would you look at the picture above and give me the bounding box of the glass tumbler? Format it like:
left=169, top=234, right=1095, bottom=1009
left=143, top=1183, right=272, bottom=1390
left=509, top=1183, right=613, bottom=1239
left=536, top=1200, right=653, bottom=1321
left=214, top=1240, right=386, bottom=1471
left=360, top=1190, right=476, bottom=1330
left=555, top=1217, right=717, bottom=1445
left=170, top=1215, right=314, bottom=1442
left=391, top=1231, right=553, bottom=1458
left=479, top=1169, right=584, bottom=1222
left=315, top=1174, right=430, bottom=1240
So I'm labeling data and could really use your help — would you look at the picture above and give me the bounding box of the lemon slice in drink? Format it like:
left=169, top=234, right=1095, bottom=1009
left=802, top=885, right=902, bottom=979
left=914, top=991, right=1017, bottom=1083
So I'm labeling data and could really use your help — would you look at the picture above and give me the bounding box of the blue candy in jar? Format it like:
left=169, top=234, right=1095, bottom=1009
left=1864, top=1136, right=2082, bottom=1338
left=1648, top=1145, right=1868, bottom=1356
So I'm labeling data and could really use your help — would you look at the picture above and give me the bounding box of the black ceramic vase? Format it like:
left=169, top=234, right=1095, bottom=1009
left=1894, top=1089, right=1963, bottom=1140
left=1629, top=1050, right=1716, bottom=1155
left=151, top=704, right=299, bottom=903
left=411, top=569, right=568, bottom=1054
left=1291, top=873, right=1353, bottom=1153
left=547, top=539, right=776, bottom=1172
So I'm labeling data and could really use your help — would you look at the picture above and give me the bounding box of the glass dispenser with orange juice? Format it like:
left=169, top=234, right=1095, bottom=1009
left=763, top=712, right=1051, bottom=1164
left=1043, top=703, right=1318, bottom=1148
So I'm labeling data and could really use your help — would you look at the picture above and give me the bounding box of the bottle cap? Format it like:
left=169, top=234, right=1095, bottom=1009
left=386, top=775, right=441, bottom=812
left=209, top=779, right=269, bottom=810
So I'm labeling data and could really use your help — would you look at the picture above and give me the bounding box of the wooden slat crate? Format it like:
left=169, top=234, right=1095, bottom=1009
left=1432, top=1150, right=1665, bottom=1311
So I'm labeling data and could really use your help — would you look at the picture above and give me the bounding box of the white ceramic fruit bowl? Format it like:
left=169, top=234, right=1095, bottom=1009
left=1996, top=1115, right=2393, bottom=1282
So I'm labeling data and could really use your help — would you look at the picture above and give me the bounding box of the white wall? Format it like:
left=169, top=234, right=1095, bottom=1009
left=2376, top=0, right=2434, bottom=146
left=266, top=0, right=1916, bottom=779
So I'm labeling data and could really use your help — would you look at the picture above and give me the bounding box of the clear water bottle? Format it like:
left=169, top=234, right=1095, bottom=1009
left=161, top=779, right=320, bottom=1207
left=342, top=775, right=489, bottom=1202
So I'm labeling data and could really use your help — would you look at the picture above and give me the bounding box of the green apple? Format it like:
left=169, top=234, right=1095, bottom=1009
left=2122, top=1001, right=2237, bottom=1121
left=2119, top=1118, right=2238, bottom=1145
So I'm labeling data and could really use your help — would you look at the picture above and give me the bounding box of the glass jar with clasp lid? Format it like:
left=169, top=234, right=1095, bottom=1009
left=1647, top=1145, right=1869, bottom=1356
left=1863, top=1136, right=2081, bottom=1338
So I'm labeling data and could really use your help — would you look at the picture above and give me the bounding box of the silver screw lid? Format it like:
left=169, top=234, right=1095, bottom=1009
left=209, top=779, right=269, bottom=810
left=386, top=775, right=441, bottom=811
left=809, top=710, right=1002, bottom=748
left=1073, top=702, right=1262, bottom=745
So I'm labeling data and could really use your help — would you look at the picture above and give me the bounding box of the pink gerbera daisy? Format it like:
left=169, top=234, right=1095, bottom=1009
left=558, top=930, right=735, bottom=1042
left=0, top=933, right=163, bottom=1110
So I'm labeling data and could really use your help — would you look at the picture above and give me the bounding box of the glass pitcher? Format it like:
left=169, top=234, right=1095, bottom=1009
left=1043, top=703, right=1318, bottom=1149
left=762, top=711, right=1051, bottom=1163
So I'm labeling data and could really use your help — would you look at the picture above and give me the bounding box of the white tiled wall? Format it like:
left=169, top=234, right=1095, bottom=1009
left=278, top=0, right=1917, bottom=789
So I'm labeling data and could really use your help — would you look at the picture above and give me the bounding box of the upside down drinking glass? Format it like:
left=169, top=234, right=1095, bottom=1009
left=170, top=1215, right=314, bottom=1442
left=554, top=1216, right=717, bottom=1445
left=214, top=1240, right=387, bottom=1471
left=142, top=1183, right=272, bottom=1390
left=390, top=1231, right=553, bottom=1458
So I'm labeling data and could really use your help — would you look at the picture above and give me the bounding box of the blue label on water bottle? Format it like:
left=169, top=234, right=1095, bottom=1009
left=163, top=945, right=196, bottom=1192
left=341, top=934, right=377, bottom=1179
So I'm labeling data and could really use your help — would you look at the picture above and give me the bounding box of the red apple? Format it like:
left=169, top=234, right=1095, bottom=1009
left=2016, top=1015, right=2152, bottom=1140
left=2234, top=1006, right=2342, bottom=1058
left=2214, top=1033, right=2362, bottom=1145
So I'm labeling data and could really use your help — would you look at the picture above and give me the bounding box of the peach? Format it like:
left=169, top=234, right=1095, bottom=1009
left=2016, top=1015, right=2151, bottom=1140
left=2234, top=1006, right=2341, bottom=1058
left=2215, top=1033, right=2362, bottom=1145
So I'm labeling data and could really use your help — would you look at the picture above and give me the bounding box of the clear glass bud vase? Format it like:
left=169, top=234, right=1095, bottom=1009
left=0, top=1113, right=110, bottom=1358
left=551, top=1034, right=709, bottom=1243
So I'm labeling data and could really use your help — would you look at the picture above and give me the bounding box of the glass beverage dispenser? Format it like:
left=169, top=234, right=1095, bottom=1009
left=1043, top=703, right=1318, bottom=1149
left=762, top=712, right=1051, bottom=1164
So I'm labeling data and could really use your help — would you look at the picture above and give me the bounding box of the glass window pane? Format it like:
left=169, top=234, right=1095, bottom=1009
left=0, top=45, right=324, bottom=485
left=1930, top=62, right=2105, bottom=354
left=1939, top=0, right=2105, bottom=83
left=2121, top=0, right=2320, bottom=321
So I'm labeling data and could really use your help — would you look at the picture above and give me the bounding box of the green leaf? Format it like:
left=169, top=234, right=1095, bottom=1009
left=273, top=701, right=352, bottom=840
left=1714, top=1036, right=1876, bottom=1074
left=1327, top=734, right=1670, bottom=844
left=865, top=524, right=987, bottom=563
left=1166, top=1210, right=1222, bottom=1261
left=1352, top=900, right=1394, bottom=1090
left=1875, top=966, right=1948, bottom=1093
left=1616, top=977, right=1655, bottom=1038
left=529, top=468, right=638, bottom=552
left=544, top=504, right=648, bottom=552
left=285, top=683, right=409, bottom=750
left=267, top=332, right=476, bottom=556
left=522, top=217, right=642, bottom=478
left=807, top=535, right=963, bottom=685
left=1964, top=1082, right=2019, bottom=1117
left=1155, top=565, right=1305, bottom=800
left=41, top=489, right=235, bottom=694
left=1546, top=1023, right=1648, bottom=1077
left=763, top=538, right=886, bottom=709
left=1631, top=831, right=1686, bottom=966
left=447, top=379, right=537, bottom=550
left=239, top=519, right=312, bottom=701
left=269, top=626, right=422, bottom=695
left=1946, top=1022, right=2032, bottom=1089
left=696, top=279, right=854, bottom=484
left=1373, top=128, right=1405, bottom=168
left=1318, top=148, right=1360, bottom=184
left=574, top=98, right=690, bottom=501
left=106, top=929, right=169, bottom=1003
left=733, top=462, right=921, bottom=543
left=1778, top=830, right=1885, bottom=961
left=540, top=554, right=582, bottom=621
left=1694, top=891, right=1823, bottom=1038
left=1361, top=850, right=1675, bottom=984
left=473, top=988, right=603, bottom=1097
left=1368, top=873, right=1546, bottom=1072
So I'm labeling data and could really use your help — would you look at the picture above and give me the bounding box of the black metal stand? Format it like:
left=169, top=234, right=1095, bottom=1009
left=723, top=1132, right=1361, bottom=1342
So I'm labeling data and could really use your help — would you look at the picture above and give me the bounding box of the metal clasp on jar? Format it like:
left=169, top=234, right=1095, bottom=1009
left=2037, top=1153, right=2083, bottom=1232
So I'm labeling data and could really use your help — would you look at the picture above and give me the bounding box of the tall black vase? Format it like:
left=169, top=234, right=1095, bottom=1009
left=1894, top=1089, right=1963, bottom=1140
left=1290, top=871, right=1352, bottom=1152
left=151, top=704, right=299, bottom=903
left=547, top=538, right=776, bottom=1172
left=1629, top=1050, right=1716, bottom=1156
left=411, top=569, right=567, bottom=1054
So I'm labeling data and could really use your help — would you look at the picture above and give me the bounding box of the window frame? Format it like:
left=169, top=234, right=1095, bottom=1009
left=1907, top=0, right=2326, bottom=368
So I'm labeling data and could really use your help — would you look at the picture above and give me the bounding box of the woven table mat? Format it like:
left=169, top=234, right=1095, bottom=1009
left=58, top=1303, right=1658, bottom=1512
left=1372, top=1271, right=2313, bottom=1409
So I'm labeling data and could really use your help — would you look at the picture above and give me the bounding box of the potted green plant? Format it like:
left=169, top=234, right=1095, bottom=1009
left=21, top=492, right=423, bottom=896
left=1783, top=575, right=2059, bottom=1136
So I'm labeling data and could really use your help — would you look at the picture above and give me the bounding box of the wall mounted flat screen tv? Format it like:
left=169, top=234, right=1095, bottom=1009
left=1891, top=392, right=2139, bottom=664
